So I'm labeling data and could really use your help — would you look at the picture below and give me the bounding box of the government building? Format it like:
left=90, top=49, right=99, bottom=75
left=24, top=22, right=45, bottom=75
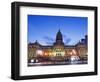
left=28, top=30, right=87, bottom=64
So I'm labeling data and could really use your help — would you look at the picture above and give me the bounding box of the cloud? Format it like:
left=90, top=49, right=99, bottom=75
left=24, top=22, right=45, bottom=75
left=62, top=34, right=71, bottom=44
left=62, top=34, right=66, bottom=38
left=43, top=36, right=55, bottom=45
left=43, top=34, right=71, bottom=45
left=45, top=42, right=53, bottom=45
left=65, top=38, right=71, bottom=44
left=43, top=36, right=54, bottom=41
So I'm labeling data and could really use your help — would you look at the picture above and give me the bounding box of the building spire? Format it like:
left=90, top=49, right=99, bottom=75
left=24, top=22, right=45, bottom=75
left=58, top=29, right=60, bottom=32
left=56, top=29, right=62, bottom=41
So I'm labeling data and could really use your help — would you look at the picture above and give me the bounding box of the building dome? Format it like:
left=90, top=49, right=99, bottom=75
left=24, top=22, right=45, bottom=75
left=54, top=29, right=64, bottom=46
left=56, top=29, right=63, bottom=42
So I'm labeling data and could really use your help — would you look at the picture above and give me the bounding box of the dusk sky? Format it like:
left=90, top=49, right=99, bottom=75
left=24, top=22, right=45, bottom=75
left=28, top=15, right=87, bottom=45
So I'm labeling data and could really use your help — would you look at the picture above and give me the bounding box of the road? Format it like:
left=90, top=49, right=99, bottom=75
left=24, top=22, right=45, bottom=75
left=28, top=60, right=87, bottom=66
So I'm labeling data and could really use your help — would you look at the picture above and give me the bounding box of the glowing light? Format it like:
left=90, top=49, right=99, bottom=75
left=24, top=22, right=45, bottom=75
left=49, top=52, right=52, bottom=56
left=44, top=52, right=47, bottom=56
left=71, top=56, right=80, bottom=61
left=71, top=56, right=75, bottom=61
left=72, top=49, right=76, bottom=55
left=36, top=50, right=43, bottom=55
left=69, top=52, right=72, bottom=55
left=31, top=59, right=34, bottom=63
left=36, top=59, right=38, bottom=62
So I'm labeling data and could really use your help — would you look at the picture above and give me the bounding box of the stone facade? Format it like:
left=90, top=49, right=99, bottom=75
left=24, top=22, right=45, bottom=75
left=28, top=30, right=87, bottom=62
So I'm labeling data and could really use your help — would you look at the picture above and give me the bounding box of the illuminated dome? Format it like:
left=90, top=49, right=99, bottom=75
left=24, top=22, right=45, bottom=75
left=56, top=29, right=63, bottom=42
left=54, top=29, right=64, bottom=45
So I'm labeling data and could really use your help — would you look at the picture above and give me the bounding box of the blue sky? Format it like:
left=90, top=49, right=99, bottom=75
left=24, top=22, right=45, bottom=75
left=28, top=15, right=88, bottom=45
